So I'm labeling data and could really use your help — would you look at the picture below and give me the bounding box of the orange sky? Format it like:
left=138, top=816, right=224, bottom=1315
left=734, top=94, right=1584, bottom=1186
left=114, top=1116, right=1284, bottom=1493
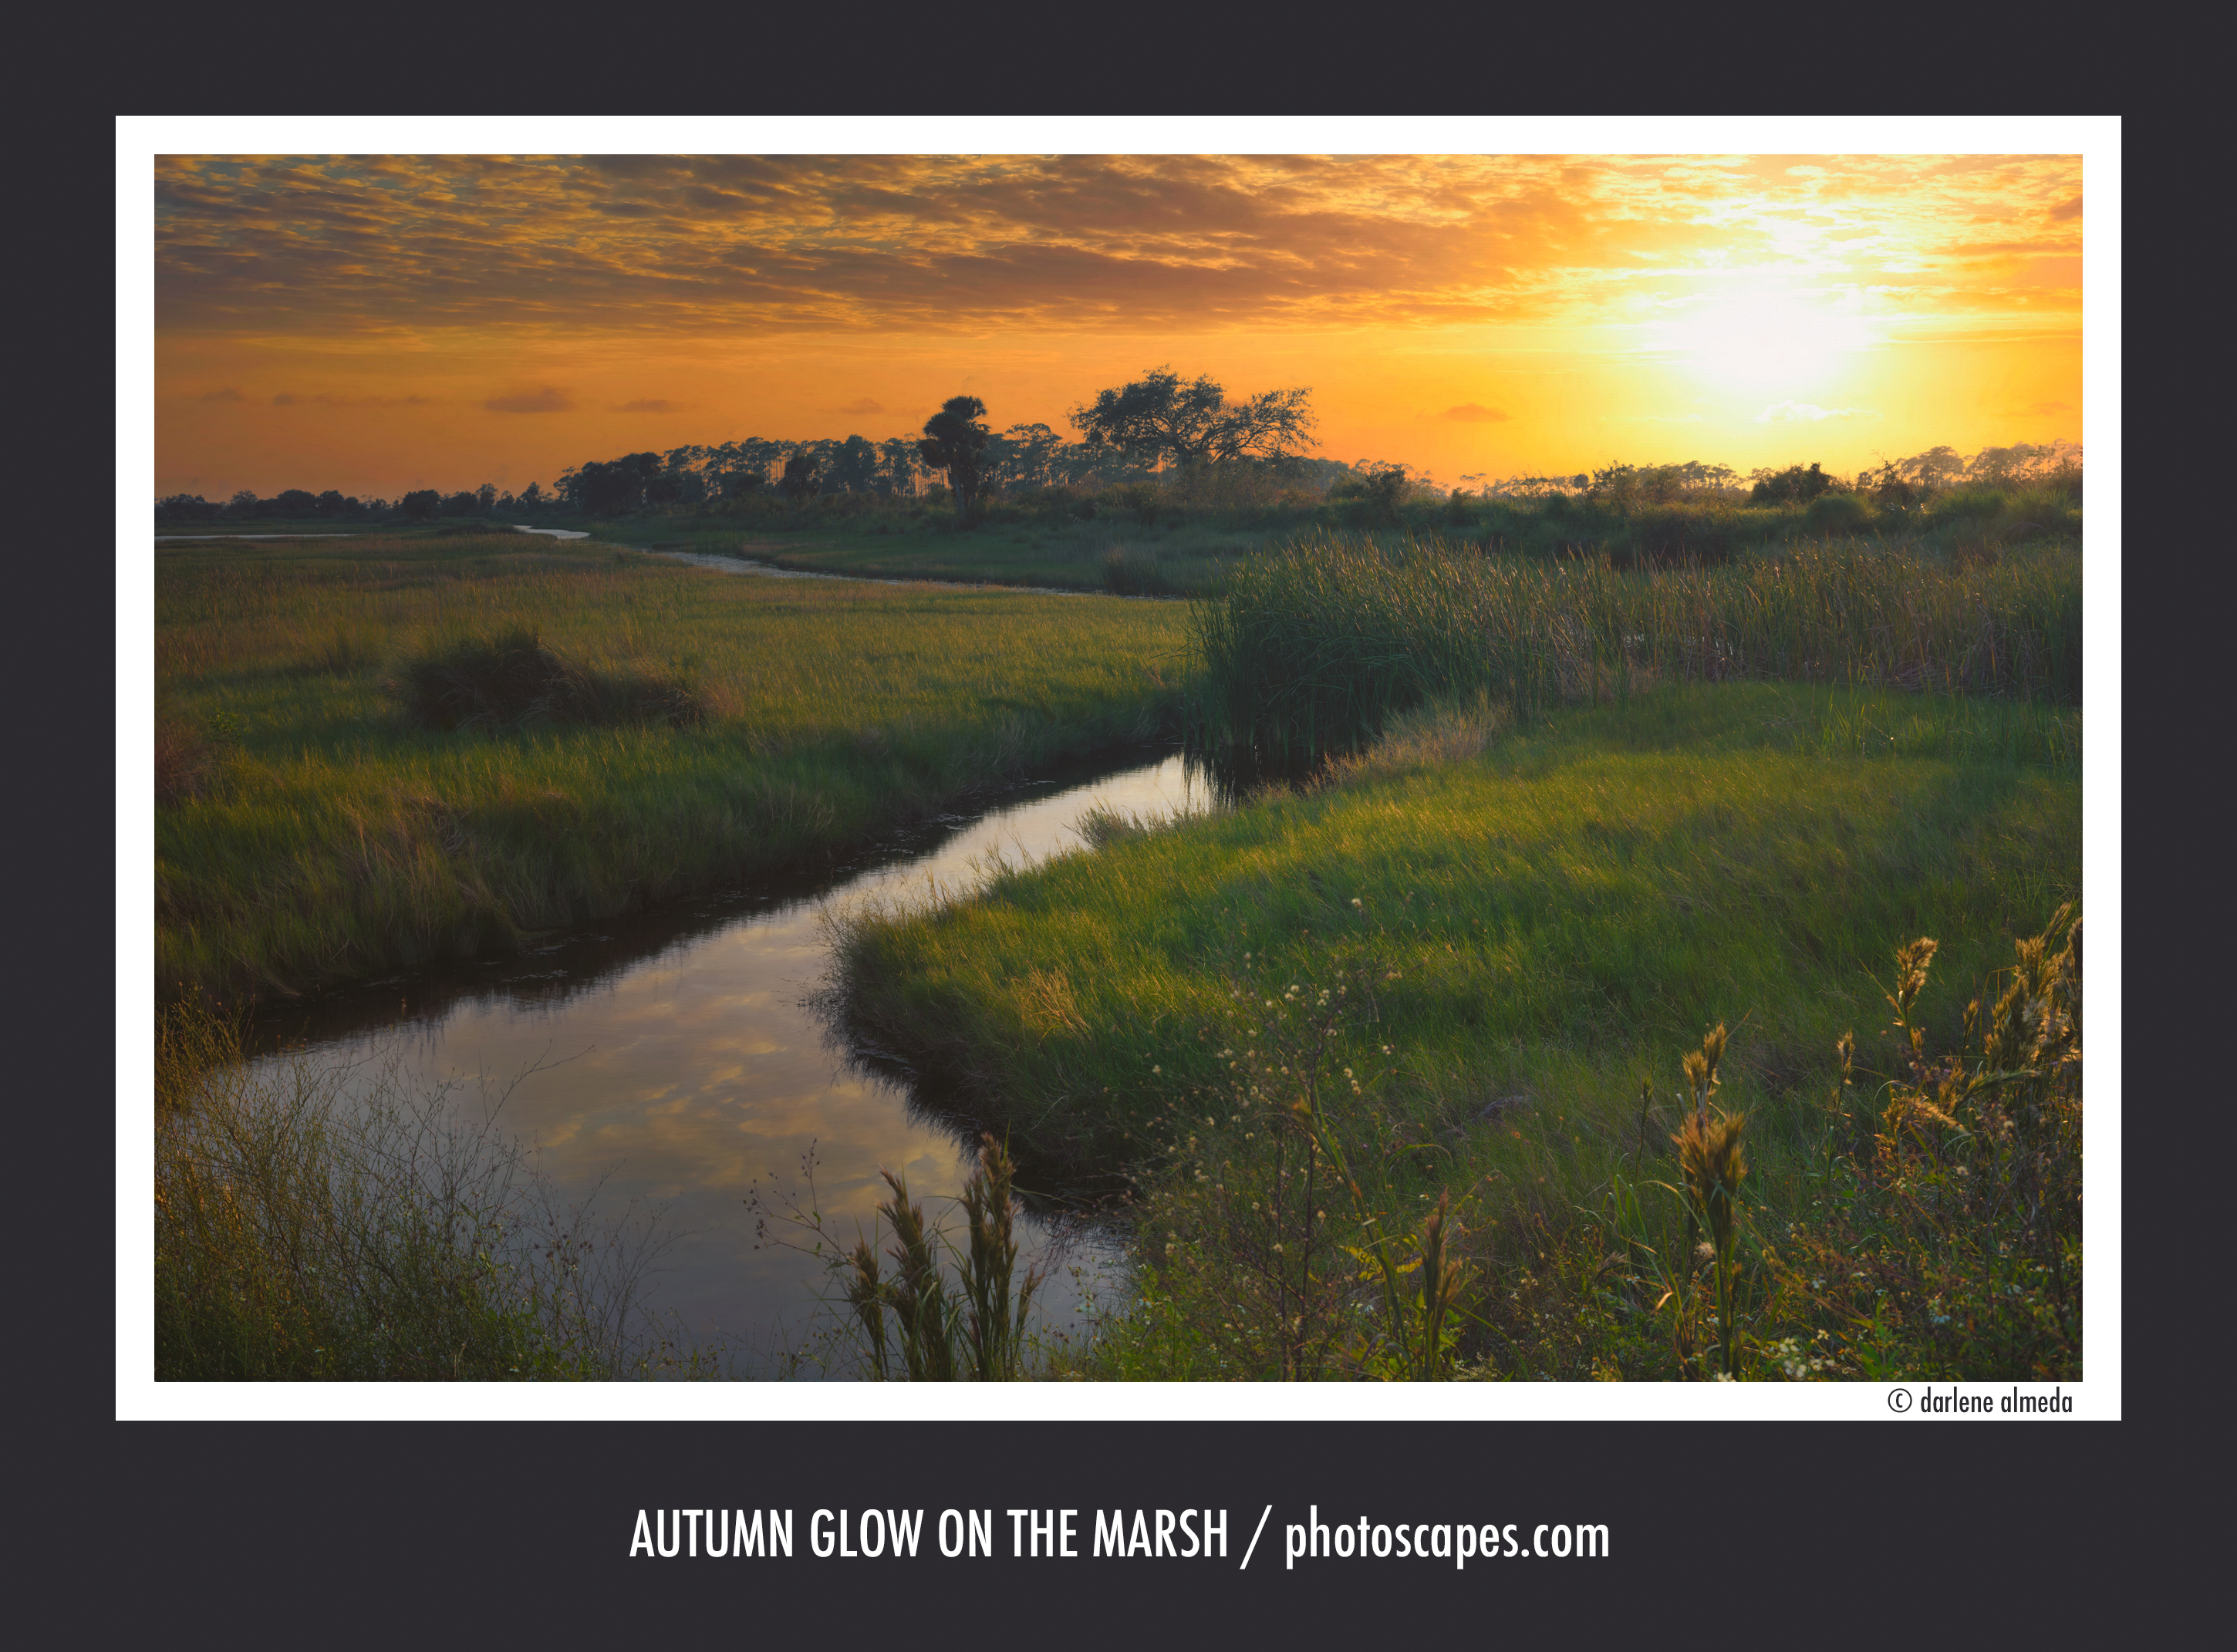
left=152, top=151, right=2083, bottom=500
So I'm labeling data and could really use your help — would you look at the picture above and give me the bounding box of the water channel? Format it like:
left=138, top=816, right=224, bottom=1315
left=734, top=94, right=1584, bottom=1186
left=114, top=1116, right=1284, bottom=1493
left=244, top=747, right=1211, bottom=1371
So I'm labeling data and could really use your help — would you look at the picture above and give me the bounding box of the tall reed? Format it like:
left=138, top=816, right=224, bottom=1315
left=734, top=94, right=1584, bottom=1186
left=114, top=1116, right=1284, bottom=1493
left=812, top=1135, right=1049, bottom=1381
left=1186, top=531, right=2080, bottom=775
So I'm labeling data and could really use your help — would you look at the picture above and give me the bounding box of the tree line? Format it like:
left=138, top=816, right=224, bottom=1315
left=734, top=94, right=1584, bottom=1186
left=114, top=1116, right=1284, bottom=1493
left=1460, top=441, right=2080, bottom=508
left=156, top=365, right=2078, bottom=528
left=156, top=367, right=1330, bottom=527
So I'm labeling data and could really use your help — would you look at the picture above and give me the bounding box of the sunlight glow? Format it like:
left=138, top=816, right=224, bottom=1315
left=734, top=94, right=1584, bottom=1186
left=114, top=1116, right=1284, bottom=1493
left=1651, top=283, right=1877, bottom=396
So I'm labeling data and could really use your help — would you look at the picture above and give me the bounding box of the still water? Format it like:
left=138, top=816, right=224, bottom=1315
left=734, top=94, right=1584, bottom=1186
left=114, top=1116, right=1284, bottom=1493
left=245, top=751, right=1209, bottom=1368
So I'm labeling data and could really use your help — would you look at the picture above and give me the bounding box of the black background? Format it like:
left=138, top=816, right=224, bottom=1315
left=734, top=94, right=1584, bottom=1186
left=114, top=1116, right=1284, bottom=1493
left=27, top=101, right=2201, bottom=1644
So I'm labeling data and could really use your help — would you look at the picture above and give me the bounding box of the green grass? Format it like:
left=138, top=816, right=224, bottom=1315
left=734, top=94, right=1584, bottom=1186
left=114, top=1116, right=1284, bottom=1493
left=826, top=683, right=2082, bottom=1378
left=583, top=518, right=1253, bottom=598
left=156, top=531, right=1189, bottom=1000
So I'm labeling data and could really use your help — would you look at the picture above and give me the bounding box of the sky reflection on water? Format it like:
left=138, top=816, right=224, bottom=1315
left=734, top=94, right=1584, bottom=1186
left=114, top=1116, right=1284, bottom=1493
left=246, top=753, right=1209, bottom=1370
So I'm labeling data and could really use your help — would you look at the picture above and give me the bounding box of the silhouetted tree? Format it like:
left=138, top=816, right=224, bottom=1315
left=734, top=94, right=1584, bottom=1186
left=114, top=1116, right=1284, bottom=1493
left=1748, top=463, right=1834, bottom=506
left=558, top=452, right=664, bottom=515
left=824, top=434, right=882, bottom=495
left=400, top=489, right=442, bottom=521
left=984, top=423, right=1064, bottom=494
left=877, top=435, right=923, bottom=498
left=781, top=450, right=821, bottom=500
left=918, top=396, right=991, bottom=522
left=1069, top=367, right=1315, bottom=474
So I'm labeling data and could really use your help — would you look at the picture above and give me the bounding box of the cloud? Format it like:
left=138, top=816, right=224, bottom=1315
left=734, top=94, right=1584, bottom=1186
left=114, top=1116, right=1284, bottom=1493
left=1753, top=401, right=1871, bottom=423
left=201, top=386, right=244, bottom=403
left=484, top=386, right=574, bottom=413
left=153, top=153, right=2083, bottom=342
left=272, top=393, right=298, bottom=406
left=1438, top=403, right=1509, bottom=423
left=614, top=397, right=681, bottom=413
left=835, top=397, right=885, bottom=415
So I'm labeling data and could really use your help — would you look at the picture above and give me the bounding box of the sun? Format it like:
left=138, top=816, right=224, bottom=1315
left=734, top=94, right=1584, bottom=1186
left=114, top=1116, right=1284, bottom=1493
left=1651, top=281, right=1875, bottom=396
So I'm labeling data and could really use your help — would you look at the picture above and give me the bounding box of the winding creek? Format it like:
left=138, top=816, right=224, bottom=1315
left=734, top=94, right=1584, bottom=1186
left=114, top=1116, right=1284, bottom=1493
left=243, top=747, right=1210, bottom=1369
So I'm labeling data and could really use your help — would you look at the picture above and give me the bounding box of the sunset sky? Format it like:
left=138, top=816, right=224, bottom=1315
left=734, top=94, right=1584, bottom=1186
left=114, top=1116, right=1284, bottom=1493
left=147, top=131, right=2089, bottom=502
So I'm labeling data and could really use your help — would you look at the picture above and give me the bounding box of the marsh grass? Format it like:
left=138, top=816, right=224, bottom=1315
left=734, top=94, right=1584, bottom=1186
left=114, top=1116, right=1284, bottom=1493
left=154, top=999, right=697, bottom=1380
left=156, top=532, right=1188, bottom=999
left=1186, top=531, right=2080, bottom=780
left=827, top=680, right=2080, bottom=1380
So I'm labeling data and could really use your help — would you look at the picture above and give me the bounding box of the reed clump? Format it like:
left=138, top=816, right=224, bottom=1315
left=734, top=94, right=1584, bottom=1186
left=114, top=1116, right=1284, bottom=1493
left=1185, top=531, right=2080, bottom=777
left=761, top=1134, right=1051, bottom=1380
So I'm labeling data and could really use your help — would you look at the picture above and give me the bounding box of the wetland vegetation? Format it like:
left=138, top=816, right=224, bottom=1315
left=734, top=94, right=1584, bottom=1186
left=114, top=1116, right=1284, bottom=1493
left=156, top=530, right=1188, bottom=1003
left=150, top=445, right=2086, bottom=1383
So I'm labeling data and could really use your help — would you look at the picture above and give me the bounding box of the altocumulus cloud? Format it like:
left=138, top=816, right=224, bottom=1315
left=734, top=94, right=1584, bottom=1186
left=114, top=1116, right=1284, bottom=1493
left=485, top=386, right=574, bottom=413
left=201, top=386, right=245, bottom=403
left=1438, top=403, right=1510, bottom=423
left=152, top=154, right=2082, bottom=342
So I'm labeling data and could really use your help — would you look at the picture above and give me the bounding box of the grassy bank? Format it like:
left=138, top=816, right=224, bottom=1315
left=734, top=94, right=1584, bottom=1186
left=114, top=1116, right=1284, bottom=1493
left=826, top=683, right=2082, bottom=1378
left=156, top=531, right=1189, bottom=1000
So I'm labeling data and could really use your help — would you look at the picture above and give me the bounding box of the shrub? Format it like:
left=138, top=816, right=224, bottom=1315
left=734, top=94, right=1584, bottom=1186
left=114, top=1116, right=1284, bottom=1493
left=391, top=624, right=707, bottom=732
left=1926, top=487, right=2006, bottom=526
left=1102, top=546, right=1179, bottom=597
left=1328, top=464, right=1410, bottom=526
left=1749, top=464, right=1834, bottom=505
left=1803, top=491, right=1872, bottom=536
